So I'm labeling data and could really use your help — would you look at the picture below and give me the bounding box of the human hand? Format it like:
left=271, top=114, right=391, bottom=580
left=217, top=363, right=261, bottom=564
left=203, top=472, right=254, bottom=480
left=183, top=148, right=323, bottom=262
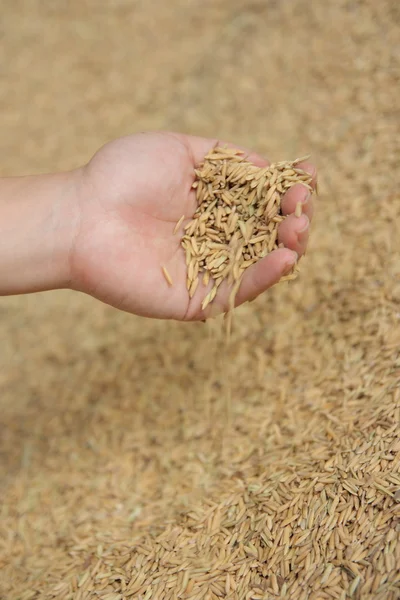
left=70, top=132, right=317, bottom=320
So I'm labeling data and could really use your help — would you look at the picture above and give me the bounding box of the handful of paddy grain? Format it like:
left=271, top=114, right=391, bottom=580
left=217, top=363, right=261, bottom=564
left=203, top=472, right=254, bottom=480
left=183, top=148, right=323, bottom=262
left=169, top=146, right=314, bottom=315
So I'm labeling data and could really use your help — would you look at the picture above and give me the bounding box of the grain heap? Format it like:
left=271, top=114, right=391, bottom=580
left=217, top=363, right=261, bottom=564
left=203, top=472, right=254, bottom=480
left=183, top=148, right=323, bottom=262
left=19, top=395, right=398, bottom=600
left=181, top=147, right=313, bottom=310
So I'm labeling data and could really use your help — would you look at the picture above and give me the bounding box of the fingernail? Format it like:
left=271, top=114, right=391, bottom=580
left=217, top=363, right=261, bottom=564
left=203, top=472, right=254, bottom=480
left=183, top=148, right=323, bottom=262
left=283, top=251, right=298, bottom=275
left=297, top=214, right=309, bottom=234
left=301, top=190, right=311, bottom=205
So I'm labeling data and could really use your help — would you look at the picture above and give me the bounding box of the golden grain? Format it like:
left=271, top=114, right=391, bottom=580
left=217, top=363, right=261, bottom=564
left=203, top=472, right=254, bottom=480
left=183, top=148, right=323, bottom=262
left=173, top=215, right=185, bottom=235
left=161, top=266, right=173, bottom=286
left=295, top=201, right=303, bottom=217
left=180, top=147, right=313, bottom=314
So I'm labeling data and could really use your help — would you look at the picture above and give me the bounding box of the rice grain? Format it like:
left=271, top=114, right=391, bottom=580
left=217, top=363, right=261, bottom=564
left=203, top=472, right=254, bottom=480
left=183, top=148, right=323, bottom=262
left=162, top=266, right=173, bottom=286
left=181, top=147, right=313, bottom=316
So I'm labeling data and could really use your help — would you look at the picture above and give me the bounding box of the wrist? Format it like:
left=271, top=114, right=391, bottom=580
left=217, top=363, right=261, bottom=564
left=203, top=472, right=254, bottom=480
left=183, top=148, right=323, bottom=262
left=0, top=168, right=83, bottom=296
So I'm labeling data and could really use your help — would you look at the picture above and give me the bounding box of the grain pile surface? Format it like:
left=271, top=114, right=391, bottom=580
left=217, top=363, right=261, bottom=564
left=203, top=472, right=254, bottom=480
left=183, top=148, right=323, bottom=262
left=0, top=1, right=399, bottom=599
left=182, top=148, right=312, bottom=309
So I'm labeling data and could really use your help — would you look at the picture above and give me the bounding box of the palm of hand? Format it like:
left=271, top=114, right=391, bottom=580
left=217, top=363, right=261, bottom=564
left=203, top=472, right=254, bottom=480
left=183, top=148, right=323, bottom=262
left=72, top=132, right=208, bottom=319
left=71, top=132, right=315, bottom=320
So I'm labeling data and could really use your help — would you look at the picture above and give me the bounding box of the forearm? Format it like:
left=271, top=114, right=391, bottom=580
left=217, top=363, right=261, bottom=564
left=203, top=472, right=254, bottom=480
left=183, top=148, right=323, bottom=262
left=0, top=170, right=81, bottom=295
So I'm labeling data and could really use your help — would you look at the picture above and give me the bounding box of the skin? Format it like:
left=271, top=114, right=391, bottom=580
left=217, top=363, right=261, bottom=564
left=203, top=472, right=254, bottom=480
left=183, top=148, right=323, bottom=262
left=0, top=132, right=316, bottom=320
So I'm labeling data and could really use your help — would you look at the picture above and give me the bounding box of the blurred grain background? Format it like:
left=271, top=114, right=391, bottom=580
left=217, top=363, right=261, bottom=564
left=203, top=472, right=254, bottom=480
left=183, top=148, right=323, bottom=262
left=1, top=1, right=399, bottom=598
